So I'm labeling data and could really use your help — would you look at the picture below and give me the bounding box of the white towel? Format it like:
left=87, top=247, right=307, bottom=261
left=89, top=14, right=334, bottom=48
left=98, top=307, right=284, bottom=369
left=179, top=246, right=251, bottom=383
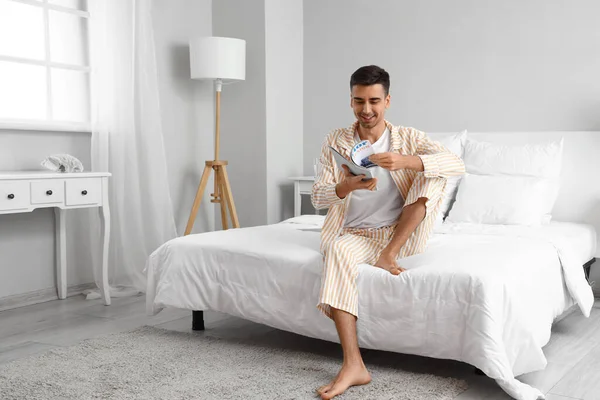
left=41, top=154, right=84, bottom=173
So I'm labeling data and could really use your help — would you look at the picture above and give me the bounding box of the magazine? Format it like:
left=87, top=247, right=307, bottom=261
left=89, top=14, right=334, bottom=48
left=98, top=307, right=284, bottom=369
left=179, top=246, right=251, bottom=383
left=329, top=140, right=377, bottom=180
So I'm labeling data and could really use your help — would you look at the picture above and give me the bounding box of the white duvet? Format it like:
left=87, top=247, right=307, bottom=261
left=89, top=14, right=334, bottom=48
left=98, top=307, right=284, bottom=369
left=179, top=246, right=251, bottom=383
left=145, top=215, right=596, bottom=400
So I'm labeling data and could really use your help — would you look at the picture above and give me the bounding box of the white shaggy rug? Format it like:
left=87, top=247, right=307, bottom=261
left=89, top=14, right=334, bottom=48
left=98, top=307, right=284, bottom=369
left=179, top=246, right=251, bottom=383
left=0, top=326, right=468, bottom=399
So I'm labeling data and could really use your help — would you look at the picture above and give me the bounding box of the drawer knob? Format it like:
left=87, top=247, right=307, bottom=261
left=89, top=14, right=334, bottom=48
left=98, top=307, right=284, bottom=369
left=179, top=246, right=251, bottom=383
left=46, top=190, right=53, bottom=196
left=81, top=190, right=88, bottom=196
left=7, top=193, right=14, bottom=199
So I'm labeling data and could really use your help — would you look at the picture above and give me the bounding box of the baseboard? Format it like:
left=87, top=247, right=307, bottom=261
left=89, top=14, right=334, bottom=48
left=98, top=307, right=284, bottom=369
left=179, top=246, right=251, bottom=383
left=0, top=282, right=96, bottom=312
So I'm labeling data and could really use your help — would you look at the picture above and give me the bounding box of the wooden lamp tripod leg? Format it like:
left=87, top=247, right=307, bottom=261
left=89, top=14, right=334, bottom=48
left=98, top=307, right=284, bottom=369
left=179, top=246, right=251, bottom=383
left=218, top=165, right=240, bottom=229
left=184, top=164, right=213, bottom=236
left=216, top=166, right=228, bottom=230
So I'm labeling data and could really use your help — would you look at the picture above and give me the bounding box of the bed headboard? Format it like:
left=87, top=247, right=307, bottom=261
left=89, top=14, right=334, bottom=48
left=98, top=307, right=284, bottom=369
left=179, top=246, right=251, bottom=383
left=430, top=131, right=600, bottom=257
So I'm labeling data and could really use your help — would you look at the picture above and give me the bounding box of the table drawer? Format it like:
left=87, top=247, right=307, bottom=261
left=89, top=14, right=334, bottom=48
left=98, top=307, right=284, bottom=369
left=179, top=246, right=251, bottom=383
left=0, top=181, right=30, bottom=211
left=31, top=180, right=64, bottom=204
left=65, top=178, right=101, bottom=206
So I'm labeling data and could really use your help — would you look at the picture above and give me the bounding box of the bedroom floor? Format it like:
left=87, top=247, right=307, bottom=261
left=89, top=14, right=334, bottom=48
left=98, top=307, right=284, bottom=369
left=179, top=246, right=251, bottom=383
left=0, top=296, right=599, bottom=400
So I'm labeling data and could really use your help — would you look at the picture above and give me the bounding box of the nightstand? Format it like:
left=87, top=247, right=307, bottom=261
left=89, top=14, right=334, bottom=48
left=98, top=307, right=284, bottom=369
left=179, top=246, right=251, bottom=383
left=288, top=176, right=317, bottom=217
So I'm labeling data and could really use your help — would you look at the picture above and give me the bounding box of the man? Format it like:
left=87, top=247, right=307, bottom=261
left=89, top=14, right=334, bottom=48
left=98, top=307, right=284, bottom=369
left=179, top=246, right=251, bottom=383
left=311, top=65, right=465, bottom=399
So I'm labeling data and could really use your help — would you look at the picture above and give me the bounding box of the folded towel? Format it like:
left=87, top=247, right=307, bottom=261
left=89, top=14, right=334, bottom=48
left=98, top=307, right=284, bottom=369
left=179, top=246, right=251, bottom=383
left=41, top=154, right=84, bottom=173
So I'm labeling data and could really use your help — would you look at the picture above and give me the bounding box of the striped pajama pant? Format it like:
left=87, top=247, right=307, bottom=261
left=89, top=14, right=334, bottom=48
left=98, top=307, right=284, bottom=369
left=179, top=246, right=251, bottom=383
left=317, top=225, right=396, bottom=319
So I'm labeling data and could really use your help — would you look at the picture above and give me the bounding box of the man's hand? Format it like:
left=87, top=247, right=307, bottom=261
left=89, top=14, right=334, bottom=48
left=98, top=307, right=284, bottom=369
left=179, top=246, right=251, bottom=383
left=369, top=153, right=424, bottom=172
left=373, top=251, right=406, bottom=275
left=369, top=152, right=405, bottom=171
left=335, top=164, right=377, bottom=199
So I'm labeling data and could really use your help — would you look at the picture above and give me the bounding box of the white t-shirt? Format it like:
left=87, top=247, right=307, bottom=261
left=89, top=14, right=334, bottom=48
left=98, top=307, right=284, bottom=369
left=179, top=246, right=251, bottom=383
left=344, top=128, right=405, bottom=229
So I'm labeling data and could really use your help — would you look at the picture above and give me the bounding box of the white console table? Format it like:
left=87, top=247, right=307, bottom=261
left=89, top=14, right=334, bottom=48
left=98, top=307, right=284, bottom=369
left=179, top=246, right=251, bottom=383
left=0, top=171, right=112, bottom=305
left=289, top=176, right=317, bottom=217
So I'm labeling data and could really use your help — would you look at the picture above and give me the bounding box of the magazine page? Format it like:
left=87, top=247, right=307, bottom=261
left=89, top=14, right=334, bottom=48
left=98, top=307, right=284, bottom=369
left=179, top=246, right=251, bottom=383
left=351, top=140, right=376, bottom=168
left=329, top=146, right=374, bottom=180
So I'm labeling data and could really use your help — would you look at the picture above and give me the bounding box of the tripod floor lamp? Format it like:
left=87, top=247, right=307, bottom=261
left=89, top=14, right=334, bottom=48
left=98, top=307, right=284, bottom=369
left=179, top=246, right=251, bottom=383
left=184, top=36, right=246, bottom=235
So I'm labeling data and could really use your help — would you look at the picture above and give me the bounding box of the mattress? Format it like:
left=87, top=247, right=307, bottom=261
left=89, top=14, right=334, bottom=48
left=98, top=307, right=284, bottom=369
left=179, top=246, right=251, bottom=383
left=145, top=215, right=596, bottom=400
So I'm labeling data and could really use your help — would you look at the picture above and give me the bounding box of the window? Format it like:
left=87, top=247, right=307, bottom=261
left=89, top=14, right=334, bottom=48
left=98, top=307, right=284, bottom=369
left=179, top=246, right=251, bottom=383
left=0, top=0, right=90, bottom=132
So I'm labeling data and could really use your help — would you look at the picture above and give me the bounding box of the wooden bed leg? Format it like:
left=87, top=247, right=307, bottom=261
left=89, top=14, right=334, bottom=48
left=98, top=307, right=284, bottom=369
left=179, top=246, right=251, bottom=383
left=192, top=310, right=205, bottom=331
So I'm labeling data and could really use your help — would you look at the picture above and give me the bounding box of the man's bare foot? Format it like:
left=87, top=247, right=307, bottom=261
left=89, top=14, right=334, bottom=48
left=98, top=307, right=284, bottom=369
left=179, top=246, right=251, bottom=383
left=373, top=263, right=404, bottom=275
left=380, top=264, right=402, bottom=275
left=315, top=369, right=343, bottom=396
left=319, top=362, right=371, bottom=399
left=373, top=254, right=405, bottom=275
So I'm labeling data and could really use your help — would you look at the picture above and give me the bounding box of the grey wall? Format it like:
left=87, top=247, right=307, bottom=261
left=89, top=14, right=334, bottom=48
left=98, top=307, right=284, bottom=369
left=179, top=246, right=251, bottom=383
left=265, top=0, right=304, bottom=224
left=213, top=0, right=268, bottom=228
left=302, top=0, right=600, bottom=280
left=213, top=0, right=304, bottom=227
left=153, top=0, right=215, bottom=235
left=0, top=0, right=214, bottom=302
left=3, top=0, right=598, bottom=301
left=303, top=0, right=600, bottom=173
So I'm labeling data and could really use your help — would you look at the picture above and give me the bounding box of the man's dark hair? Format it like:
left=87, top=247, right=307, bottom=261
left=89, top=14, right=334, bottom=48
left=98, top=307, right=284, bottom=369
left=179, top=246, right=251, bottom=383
left=350, top=65, right=390, bottom=96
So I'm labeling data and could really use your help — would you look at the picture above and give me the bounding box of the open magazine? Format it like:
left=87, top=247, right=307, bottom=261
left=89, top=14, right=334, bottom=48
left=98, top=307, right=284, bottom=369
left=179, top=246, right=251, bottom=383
left=329, top=140, right=377, bottom=180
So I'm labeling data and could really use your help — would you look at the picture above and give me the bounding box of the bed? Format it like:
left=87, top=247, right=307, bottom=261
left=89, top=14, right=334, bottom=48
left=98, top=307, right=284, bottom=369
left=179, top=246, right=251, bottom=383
left=145, top=214, right=596, bottom=400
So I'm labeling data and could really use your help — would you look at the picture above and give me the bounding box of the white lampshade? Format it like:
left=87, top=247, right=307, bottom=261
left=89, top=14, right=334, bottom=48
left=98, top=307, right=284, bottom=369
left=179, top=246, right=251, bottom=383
left=189, top=36, right=246, bottom=82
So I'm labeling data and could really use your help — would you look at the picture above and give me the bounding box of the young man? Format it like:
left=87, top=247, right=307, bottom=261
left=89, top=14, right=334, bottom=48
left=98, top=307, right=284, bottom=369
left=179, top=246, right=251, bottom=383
left=311, top=65, right=465, bottom=399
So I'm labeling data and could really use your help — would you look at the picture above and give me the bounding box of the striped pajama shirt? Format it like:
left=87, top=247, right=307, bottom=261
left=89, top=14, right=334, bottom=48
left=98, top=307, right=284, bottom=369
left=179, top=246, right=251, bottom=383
left=312, top=121, right=465, bottom=319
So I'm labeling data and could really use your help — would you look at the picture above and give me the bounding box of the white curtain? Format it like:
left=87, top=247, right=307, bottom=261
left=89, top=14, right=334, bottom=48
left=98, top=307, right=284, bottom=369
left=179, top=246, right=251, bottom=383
left=86, top=0, right=177, bottom=297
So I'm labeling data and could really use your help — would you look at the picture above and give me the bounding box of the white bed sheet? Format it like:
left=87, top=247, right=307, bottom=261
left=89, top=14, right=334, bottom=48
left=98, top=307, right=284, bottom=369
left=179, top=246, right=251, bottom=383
left=145, top=216, right=596, bottom=400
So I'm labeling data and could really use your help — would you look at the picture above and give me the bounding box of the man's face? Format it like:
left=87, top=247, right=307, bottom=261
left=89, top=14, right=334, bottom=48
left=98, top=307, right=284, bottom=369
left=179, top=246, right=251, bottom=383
left=350, top=84, right=390, bottom=129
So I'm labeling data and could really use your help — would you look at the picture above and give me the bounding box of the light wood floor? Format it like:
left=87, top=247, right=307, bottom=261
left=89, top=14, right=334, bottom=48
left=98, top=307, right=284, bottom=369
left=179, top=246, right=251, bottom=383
left=1, top=295, right=599, bottom=399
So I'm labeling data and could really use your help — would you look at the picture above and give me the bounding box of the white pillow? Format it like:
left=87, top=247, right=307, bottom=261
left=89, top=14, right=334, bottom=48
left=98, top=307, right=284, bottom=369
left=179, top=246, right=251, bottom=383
left=446, top=173, right=559, bottom=226
left=432, top=130, right=466, bottom=157
left=463, top=137, right=564, bottom=178
left=431, top=130, right=466, bottom=227
left=458, top=137, right=564, bottom=225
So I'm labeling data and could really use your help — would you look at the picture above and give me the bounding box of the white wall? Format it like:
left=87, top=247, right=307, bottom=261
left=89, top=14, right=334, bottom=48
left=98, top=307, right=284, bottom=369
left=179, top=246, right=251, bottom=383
left=303, top=0, right=600, bottom=173
left=153, top=0, right=215, bottom=235
left=213, top=0, right=268, bottom=228
left=265, top=0, right=304, bottom=224
left=0, top=0, right=214, bottom=302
